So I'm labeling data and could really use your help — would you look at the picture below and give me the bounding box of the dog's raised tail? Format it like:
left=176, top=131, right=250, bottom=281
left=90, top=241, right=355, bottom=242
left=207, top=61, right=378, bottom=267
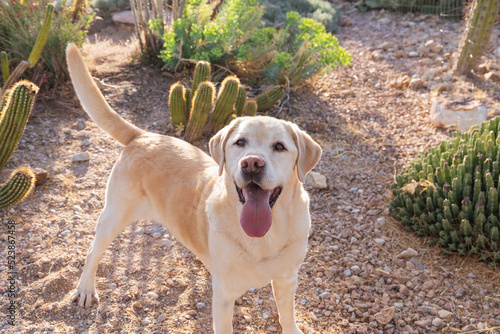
left=66, top=43, right=144, bottom=146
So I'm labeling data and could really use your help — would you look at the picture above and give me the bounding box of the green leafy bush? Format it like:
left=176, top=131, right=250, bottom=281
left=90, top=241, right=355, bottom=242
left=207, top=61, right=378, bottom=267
left=0, top=0, right=93, bottom=87
left=390, top=117, right=500, bottom=264
left=154, top=0, right=351, bottom=86
left=261, top=0, right=340, bottom=33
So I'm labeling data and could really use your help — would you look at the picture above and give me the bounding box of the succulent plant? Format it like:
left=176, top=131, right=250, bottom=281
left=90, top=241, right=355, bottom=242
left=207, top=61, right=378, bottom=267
left=242, top=99, right=257, bottom=117
left=453, top=0, right=500, bottom=75
left=168, top=82, right=187, bottom=132
left=167, top=60, right=283, bottom=142
left=390, top=117, right=500, bottom=263
left=256, top=85, right=284, bottom=112
left=208, top=76, right=240, bottom=133
left=185, top=81, right=215, bottom=143
left=0, top=81, right=39, bottom=209
left=1, top=52, right=9, bottom=83
left=192, top=61, right=211, bottom=94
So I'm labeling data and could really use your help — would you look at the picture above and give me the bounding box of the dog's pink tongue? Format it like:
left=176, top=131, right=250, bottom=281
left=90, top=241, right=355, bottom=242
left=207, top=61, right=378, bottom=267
left=240, top=184, right=272, bottom=237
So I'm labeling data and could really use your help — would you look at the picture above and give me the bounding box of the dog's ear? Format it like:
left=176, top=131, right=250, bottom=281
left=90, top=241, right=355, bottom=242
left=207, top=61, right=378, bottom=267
left=289, top=123, right=322, bottom=183
left=209, top=119, right=241, bottom=176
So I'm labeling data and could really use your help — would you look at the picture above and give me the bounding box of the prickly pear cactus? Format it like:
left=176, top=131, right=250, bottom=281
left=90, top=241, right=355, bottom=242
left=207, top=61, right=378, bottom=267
left=185, top=81, right=215, bottom=143
left=390, top=117, right=500, bottom=263
left=168, top=82, right=187, bottom=133
left=256, top=85, right=284, bottom=112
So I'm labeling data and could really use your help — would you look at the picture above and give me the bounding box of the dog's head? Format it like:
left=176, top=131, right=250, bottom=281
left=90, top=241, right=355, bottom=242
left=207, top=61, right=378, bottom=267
left=209, top=116, right=322, bottom=238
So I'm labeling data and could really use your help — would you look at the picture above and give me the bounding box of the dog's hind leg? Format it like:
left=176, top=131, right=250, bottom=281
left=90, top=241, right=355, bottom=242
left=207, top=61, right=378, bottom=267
left=71, top=197, right=137, bottom=308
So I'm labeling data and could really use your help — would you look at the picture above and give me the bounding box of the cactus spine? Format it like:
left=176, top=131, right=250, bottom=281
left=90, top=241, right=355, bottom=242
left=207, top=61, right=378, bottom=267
left=168, top=82, right=187, bottom=132
left=256, top=85, right=284, bottom=112
left=0, top=168, right=36, bottom=209
left=242, top=99, right=257, bottom=117
left=185, top=82, right=215, bottom=142
left=208, top=76, right=240, bottom=133
left=453, top=0, right=500, bottom=75
left=192, top=61, right=211, bottom=94
left=28, top=3, right=54, bottom=68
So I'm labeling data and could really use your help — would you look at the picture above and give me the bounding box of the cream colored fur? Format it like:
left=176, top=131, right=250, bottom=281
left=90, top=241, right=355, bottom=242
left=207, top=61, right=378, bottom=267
left=66, top=43, right=322, bottom=334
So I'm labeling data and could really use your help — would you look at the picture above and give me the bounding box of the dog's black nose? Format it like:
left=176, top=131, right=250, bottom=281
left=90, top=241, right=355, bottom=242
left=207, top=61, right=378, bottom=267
left=241, top=156, right=265, bottom=174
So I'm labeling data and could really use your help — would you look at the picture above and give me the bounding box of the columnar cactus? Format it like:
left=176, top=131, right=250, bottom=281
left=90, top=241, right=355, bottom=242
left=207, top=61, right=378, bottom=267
left=242, top=99, right=257, bottom=117
left=185, top=82, right=215, bottom=142
left=453, top=0, right=500, bottom=75
left=0, top=80, right=39, bottom=169
left=0, top=81, right=39, bottom=209
left=168, top=82, right=187, bottom=131
left=28, top=3, right=54, bottom=68
left=256, top=85, right=284, bottom=112
left=235, top=85, right=247, bottom=117
left=1, top=52, right=9, bottom=83
left=208, top=76, right=240, bottom=133
left=192, top=61, right=211, bottom=94
left=390, top=117, right=500, bottom=263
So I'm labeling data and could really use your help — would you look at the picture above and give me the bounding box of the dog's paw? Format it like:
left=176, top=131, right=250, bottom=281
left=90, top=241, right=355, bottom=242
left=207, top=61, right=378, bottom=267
left=71, top=288, right=99, bottom=308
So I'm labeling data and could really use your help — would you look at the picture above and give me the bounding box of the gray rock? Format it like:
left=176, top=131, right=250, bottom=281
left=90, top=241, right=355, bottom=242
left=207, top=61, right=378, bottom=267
left=133, top=228, right=144, bottom=235
left=432, top=318, right=446, bottom=327
left=374, top=238, right=386, bottom=246
left=147, top=292, right=159, bottom=299
left=81, top=139, right=90, bottom=146
left=76, top=119, right=86, bottom=131
left=430, top=96, right=487, bottom=132
left=195, top=302, right=206, bottom=309
left=150, top=226, right=166, bottom=235
left=112, top=11, right=135, bottom=25
left=438, top=310, right=454, bottom=321
left=343, top=269, right=352, bottom=276
left=60, top=230, right=71, bottom=237
left=72, top=152, right=90, bottom=162
left=398, top=248, right=418, bottom=259
left=305, top=171, right=328, bottom=189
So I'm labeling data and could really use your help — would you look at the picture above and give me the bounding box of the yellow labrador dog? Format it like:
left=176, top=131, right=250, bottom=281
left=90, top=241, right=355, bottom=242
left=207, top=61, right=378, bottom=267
left=66, top=43, right=322, bottom=334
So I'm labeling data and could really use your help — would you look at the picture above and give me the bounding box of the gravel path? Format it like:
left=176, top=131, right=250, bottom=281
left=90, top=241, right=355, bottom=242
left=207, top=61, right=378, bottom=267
left=0, top=3, right=499, bottom=334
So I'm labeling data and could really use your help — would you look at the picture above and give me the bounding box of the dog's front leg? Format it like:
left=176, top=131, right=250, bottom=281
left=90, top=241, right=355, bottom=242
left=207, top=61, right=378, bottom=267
left=272, top=274, right=303, bottom=334
left=212, top=277, right=236, bottom=334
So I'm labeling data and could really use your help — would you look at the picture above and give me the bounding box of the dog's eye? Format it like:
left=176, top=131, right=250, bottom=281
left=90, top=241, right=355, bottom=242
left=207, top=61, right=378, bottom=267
left=235, top=138, right=246, bottom=147
left=274, top=142, right=286, bottom=152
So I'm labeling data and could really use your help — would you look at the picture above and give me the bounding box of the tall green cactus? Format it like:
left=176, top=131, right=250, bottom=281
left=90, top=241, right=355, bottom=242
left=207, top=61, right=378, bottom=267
left=0, top=80, right=39, bottom=169
left=168, top=82, right=187, bottom=132
left=192, top=61, right=211, bottom=94
left=242, top=99, right=257, bottom=117
left=208, top=76, right=240, bottom=133
left=390, top=117, right=500, bottom=263
left=27, top=3, right=54, bottom=68
left=235, top=85, right=247, bottom=117
left=256, top=85, right=284, bottom=112
left=453, top=0, right=500, bottom=75
left=1, top=52, right=9, bottom=84
left=185, top=82, right=215, bottom=142
left=0, top=81, right=39, bottom=209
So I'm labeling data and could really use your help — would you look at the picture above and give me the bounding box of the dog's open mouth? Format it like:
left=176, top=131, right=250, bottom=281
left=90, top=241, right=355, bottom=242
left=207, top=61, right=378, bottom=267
left=235, top=182, right=282, bottom=238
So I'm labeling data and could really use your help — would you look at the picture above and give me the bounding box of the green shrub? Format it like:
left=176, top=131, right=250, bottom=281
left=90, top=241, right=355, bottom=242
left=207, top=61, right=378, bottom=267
left=154, top=0, right=351, bottom=86
left=0, top=0, right=93, bottom=87
left=91, top=0, right=130, bottom=18
left=261, top=0, right=340, bottom=33
left=390, top=117, right=500, bottom=264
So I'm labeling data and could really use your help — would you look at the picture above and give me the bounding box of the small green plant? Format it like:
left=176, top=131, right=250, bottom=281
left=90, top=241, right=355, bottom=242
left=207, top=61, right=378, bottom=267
left=0, top=0, right=93, bottom=87
left=390, top=117, right=500, bottom=264
left=153, top=0, right=350, bottom=86
left=168, top=60, right=284, bottom=142
left=261, top=0, right=340, bottom=33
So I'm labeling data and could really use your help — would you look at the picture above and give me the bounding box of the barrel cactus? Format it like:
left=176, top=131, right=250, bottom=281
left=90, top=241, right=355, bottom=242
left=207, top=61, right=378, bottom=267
left=185, top=81, right=215, bottom=143
left=256, top=85, right=284, bottom=112
left=168, top=82, right=187, bottom=133
left=207, top=76, right=240, bottom=133
left=390, top=117, right=500, bottom=263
